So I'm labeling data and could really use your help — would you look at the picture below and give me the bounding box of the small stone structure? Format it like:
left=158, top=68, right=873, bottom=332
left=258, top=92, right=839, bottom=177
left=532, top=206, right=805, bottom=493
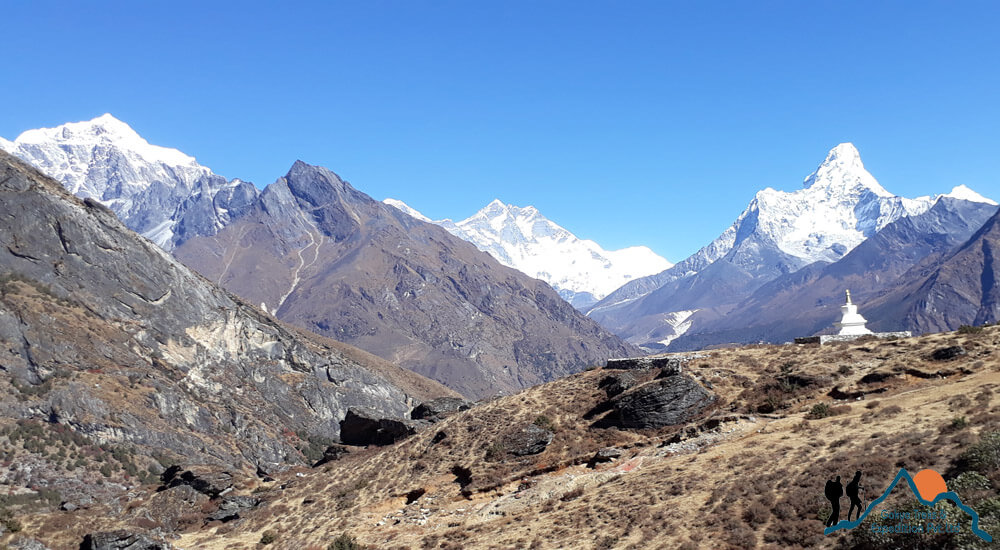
left=819, top=332, right=911, bottom=344
left=605, top=356, right=682, bottom=375
left=795, top=290, right=911, bottom=345
left=835, top=289, right=873, bottom=335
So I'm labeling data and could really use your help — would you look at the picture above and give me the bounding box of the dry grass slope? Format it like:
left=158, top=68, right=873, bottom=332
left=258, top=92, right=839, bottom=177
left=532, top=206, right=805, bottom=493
left=10, top=328, right=1000, bottom=549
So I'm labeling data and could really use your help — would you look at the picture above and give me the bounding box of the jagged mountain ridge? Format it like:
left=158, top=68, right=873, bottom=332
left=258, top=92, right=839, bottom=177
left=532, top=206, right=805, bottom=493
left=587, top=143, right=997, bottom=348
left=0, top=149, right=454, bottom=486
left=667, top=196, right=1000, bottom=349
left=175, top=162, right=639, bottom=399
left=864, top=206, right=1000, bottom=333
left=384, top=198, right=672, bottom=309
left=0, top=114, right=259, bottom=249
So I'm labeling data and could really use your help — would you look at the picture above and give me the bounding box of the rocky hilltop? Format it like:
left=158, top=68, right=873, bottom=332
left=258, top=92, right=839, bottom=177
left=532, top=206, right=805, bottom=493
left=175, top=161, right=639, bottom=398
left=0, top=150, right=455, bottom=518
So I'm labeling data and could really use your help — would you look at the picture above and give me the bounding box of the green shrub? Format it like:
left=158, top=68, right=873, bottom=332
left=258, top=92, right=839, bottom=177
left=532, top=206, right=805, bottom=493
left=808, top=403, right=832, bottom=419
left=962, top=431, right=1000, bottom=473
left=329, top=533, right=362, bottom=550
left=533, top=415, right=556, bottom=432
left=958, top=324, right=985, bottom=335
left=260, top=530, right=277, bottom=545
left=0, top=509, right=22, bottom=533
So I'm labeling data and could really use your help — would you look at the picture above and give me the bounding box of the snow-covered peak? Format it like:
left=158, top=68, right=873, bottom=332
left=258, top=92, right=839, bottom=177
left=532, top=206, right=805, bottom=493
left=943, top=184, right=997, bottom=206
left=12, top=113, right=200, bottom=169
left=383, top=198, right=673, bottom=308
left=384, top=198, right=432, bottom=222
left=802, top=142, right=891, bottom=197
left=2, top=114, right=211, bottom=200
left=3, top=115, right=256, bottom=250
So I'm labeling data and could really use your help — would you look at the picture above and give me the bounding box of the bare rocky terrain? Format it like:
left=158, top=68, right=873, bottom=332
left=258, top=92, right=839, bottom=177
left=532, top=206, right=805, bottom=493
left=0, top=150, right=457, bottom=546
left=174, top=161, right=638, bottom=399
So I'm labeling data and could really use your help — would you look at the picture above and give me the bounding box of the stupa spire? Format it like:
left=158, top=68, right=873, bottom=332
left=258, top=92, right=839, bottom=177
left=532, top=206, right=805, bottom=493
left=835, top=289, right=872, bottom=336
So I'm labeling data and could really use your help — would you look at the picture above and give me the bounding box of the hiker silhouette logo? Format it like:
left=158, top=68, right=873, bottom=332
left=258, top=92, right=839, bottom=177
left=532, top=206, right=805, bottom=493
left=821, top=468, right=992, bottom=542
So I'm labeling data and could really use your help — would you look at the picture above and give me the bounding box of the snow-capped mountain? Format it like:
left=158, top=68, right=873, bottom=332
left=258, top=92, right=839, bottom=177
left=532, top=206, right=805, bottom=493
left=0, top=114, right=258, bottom=249
left=384, top=198, right=672, bottom=308
left=588, top=142, right=997, bottom=348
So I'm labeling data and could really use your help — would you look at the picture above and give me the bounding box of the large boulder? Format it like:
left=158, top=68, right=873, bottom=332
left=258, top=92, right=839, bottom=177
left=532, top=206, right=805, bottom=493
left=80, top=531, right=171, bottom=550
left=588, top=447, right=623, bottom=467
left=340, top=408, right=417, bottom=446
left=503, top=423, right=554, bottom=457
left=931, top=345, right=966, bottom=361
left=313, top=444, right=350, bottom=467
left=410, top=397, right=472, bottom=420
left=206, top=495, right=261, bottom=522
left=160, top=465, right=234, bottom=498
left=611, top=375, right=715, bottom=429
left=598, top=371, right=642, bottom=398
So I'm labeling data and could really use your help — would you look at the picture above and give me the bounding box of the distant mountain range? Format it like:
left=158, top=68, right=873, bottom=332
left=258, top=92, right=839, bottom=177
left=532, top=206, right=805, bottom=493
left=173, top=162, right=637, bottom=398
left=0, top=149, right=454, bottom=487
left=384, top=198, right=672, bottom=309
left=2, top=115, right=637, bottom=398
left=668, top=196, right=999, bottom=349
left=587, top=143, right=997, bottom=350
left=864, top=204, right=1000, bottom=334
left=5, top=114, right=999, bottom=361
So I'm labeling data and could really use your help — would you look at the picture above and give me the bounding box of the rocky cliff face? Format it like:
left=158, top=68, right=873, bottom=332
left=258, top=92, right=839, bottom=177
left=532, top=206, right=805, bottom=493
left=0, top=150, right=454, bottom=504
left=175, top=161, right=639, bottom=398
left=864, top=207, right=1000, bottom=333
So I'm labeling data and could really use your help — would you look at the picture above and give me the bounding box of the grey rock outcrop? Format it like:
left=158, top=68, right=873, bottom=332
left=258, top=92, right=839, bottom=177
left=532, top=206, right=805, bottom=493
left=588, top=447, right=623, bottom=467
left=605, top=357, right=681, bottom=374
left=598, top=371, right=642, bottom=398
left=611, top=375, right=716, bottom=429
left=9, top=538, right=52, bottom=550
left=313, top=444, right=350, bottom=467
left=339, top=408, right=418, bottom=446
left=161, top=466, right=234, bottom=499
left=411, top=397, right=472, bottom=420
left=207, top=495, right=261, bottom=522
left=80, top=531, right=171, bottom=550
left=503, top=423, right=554, bottom=457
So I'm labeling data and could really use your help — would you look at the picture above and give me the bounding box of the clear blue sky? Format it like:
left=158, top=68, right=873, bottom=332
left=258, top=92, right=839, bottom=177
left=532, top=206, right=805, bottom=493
left=2, top=1, right=998, bottom=261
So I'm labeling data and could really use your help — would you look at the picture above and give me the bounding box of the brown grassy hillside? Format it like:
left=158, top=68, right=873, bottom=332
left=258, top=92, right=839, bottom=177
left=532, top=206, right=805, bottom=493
left=10, top=327, right=1000, bottom=549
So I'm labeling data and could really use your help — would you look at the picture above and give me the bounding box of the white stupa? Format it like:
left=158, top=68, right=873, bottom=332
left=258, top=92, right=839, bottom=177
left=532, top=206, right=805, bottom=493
left=835, top=290, right=873, bottom=336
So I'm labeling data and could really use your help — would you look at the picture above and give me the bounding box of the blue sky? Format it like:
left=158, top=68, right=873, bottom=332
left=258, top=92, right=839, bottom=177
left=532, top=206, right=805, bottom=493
left=2, top=1, right=998, bottom=261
